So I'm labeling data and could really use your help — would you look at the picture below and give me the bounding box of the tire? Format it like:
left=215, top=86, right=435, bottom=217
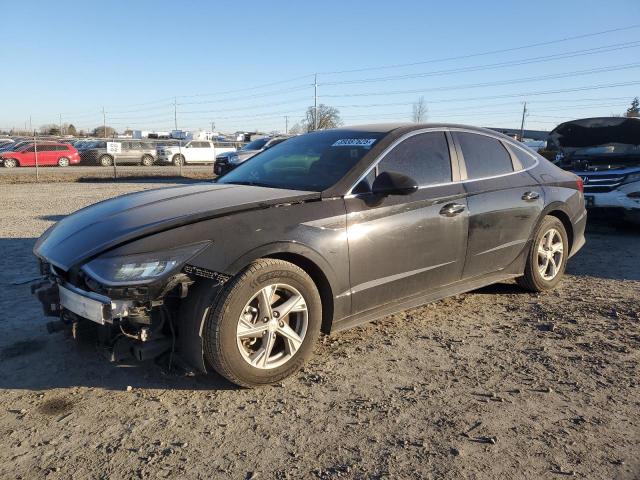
left=57, top=157, right=70, bottom=167
left=3, top=158, right=18, bottom=168
left=99, top=155, right=113, bottom=167
left=203, top=259, right=322, bottom=387
left=141, top=155, right=154, bottom=167
left=517, top=215, right=569, bottom=292
left=172, top=154, right=185, bottom=166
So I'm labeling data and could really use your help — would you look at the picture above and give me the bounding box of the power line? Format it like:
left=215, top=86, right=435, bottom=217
left=318, top=24, right=640, bottom=75
left=323, top=63, right=640, bottom=98
left=320, top=41, right=640, bottom=87
left=176, top=84, right=311, bottom=106
left=175, top=74, right=316, bottom=100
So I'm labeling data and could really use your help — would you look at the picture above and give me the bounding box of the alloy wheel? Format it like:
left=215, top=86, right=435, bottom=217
left=537, top=228, right=564, bottom=281
left=236, top=283, right=308, bottom=369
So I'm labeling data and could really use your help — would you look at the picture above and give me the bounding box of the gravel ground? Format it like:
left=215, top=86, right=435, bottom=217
left=0, top=182, right=638, bottom=479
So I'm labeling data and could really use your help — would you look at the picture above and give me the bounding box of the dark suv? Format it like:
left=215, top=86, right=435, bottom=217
left=81, top=140, right=157, bottom=166
left=214, top=136, right=290, bottom=175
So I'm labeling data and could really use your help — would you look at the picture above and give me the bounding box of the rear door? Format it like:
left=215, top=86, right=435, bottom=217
left=452, top=130, right=543, bottom=279
left=190, top=141, right=212, bottom=162
left=344, top=130, right=468, bottom=314
left=35, top=144, right=56, bottom=165
left=200, top=141, right=215, bottom=162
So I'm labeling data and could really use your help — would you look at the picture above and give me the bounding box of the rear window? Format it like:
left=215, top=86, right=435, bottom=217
left=511, top=145, right=538, bottom=168
left=456, top=132, right=514, bottom=179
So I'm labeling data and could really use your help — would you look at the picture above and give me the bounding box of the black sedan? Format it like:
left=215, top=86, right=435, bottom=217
left=33, top=124, right=586, bottom=387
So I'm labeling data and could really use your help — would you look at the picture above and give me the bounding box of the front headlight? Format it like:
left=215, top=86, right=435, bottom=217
left=622, top=172, right=640, bottom=185
left=81, top=242, right=210, bottom=286
left=227, top=153, right=240, bottom=164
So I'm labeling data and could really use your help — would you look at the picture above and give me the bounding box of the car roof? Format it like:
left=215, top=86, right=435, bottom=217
left=327, top=122, right=518, bottom=139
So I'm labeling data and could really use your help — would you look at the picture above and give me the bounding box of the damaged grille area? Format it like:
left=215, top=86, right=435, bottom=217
left=183, top=265, right=230, bottom=283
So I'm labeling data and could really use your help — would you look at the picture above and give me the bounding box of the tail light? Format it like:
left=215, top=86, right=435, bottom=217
left=576, top=177, right=584, bottom=193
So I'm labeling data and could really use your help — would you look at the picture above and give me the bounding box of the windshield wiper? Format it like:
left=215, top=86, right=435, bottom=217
left=224, top=180, right=275, bottom=188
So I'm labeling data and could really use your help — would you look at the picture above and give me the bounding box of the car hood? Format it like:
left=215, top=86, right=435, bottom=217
left=216, top=151, right=235, bottom=160
left=34, top=182, right=318, bottom=270
left=548, top=117, right=640, bottom=151
left=237, top=150, right=260, bottom=160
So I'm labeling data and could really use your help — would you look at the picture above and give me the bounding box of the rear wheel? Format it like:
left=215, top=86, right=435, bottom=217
left=173, top=154, right=185, bottom=166
left=517, top=215, right=568, bottom=292
left=3, top=158, right=18, bottom=168
left=141, top=155, right=154, bottom=166
left=203, top=259, right=321, bottom=387
left=57, top=157, right=70, bottom=167
left=99, top=155, right=113, bottom=167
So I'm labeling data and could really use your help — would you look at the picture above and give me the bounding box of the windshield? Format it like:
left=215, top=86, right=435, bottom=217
left=241, top=138, right=269, bottom=151
left=217, top=130, right=385, bottom=191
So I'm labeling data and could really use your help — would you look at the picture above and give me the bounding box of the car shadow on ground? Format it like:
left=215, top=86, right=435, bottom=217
left=0, top=332, right=240, bottom=392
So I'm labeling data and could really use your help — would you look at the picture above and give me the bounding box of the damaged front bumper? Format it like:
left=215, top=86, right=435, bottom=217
left=31, top=258, right=228, bottom=369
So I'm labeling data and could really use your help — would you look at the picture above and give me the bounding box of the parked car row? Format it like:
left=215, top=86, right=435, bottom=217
left=0, top=135, right=290, bottom=169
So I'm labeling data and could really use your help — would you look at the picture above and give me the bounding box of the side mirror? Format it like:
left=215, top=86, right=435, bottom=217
left=371, top=171, right=418, bottom=196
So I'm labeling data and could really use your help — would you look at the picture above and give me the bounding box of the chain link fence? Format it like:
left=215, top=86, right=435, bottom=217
left=0, top=134, right=245, bottom=183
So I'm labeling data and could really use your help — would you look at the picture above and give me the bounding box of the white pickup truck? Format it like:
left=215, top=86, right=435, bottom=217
left=156, top=141, right=236, bottom=165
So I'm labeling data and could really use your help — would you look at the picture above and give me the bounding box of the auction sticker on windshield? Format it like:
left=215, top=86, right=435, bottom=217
left=332, top=139, right=377, bottom=148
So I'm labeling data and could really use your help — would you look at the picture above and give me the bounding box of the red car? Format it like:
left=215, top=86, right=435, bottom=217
left=1, top=143, right=80, bottom=168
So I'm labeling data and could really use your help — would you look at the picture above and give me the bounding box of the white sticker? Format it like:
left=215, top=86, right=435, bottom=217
left=332, top=138, right=377, bottom=148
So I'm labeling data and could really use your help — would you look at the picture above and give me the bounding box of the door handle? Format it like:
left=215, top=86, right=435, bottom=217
left=439, top=203, right=466, bottom=217
left=522, top=191, right=540, bottom=201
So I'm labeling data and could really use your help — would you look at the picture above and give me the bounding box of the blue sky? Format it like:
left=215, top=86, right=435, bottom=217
left=1, top=0, right=639, bottom=133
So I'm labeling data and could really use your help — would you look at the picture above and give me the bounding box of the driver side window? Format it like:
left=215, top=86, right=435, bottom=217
left=378, top=132, right=452, bottom=186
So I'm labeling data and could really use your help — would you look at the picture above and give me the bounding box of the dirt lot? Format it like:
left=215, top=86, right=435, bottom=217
left=0, top=182, right=638, bottom=479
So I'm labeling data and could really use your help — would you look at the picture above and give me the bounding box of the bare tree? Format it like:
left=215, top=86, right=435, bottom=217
left=412, top=96, right=428, bottom=123
left=92, top=126, right=117, bottom=137
left=303, top=104, right=342, bottom=132
left=626, top=97, right=639, bottom=118
left=288, top=122, right=303, bottom=135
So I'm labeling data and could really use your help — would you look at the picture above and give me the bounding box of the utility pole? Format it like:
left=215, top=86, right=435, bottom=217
left=284, top=115, right=289, bottom=134
left=211, top=121, right=215, bottom=133
left=519, top=102, right=527, bottom=142
left=313, top=73, right=318, bottom=131
left=102, top=107, right=106, bottom=140
left=31, top=116, right=39, bottom=182
left=59, top=113, right=63, bottom=136
left=174, top=97, right=182, bottom=177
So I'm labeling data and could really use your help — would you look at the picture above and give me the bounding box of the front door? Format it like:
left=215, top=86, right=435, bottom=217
left=345, top=131, right=468, bottom=315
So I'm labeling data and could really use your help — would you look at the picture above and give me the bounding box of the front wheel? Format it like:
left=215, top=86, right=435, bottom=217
left=203, top=259, right=322, bottom=387
left=141, top=155, right=154, bottom=166
left=99, top=155, right=113, bottom=167
left=172, top=154, right=185, bottom=166
left=3, top=158, right=18, bottom=168
left=517, top=215, right=568, bottom=292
